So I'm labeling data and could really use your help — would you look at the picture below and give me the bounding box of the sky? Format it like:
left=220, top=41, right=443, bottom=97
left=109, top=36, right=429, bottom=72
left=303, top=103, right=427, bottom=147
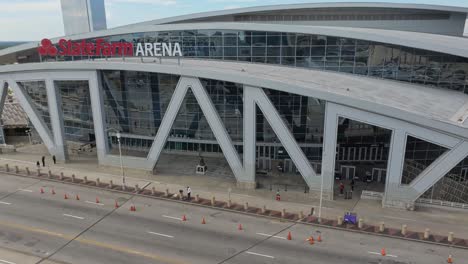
left=1, top=0, right=468, bottom=41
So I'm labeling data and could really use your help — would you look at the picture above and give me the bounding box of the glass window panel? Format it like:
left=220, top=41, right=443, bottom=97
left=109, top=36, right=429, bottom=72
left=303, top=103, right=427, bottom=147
left=238, top=46, right=251, bottom=56
left=267, top=47, right=281, bottom=57
left=223, top=47, right=237, bottom=57
left=311, top=46, right=325, bottom=56
left=311, top=36, right=327, bottom=45
left=296, top=34, right=311, bottom=46
left=252, top=47, right=266, bottom=57
left=282, top=47, right=295, bottom=57
left=282, top=33, right=296, bottom=46
left=296, top=46, right=310, bottom=57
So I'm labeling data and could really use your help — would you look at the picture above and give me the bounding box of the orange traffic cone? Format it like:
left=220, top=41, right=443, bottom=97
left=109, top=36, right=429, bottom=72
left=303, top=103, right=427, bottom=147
left=308, top=236, right=315, bottom=245
left=64, top=193, right=68, bottom=199
left=238, top=224, right=243, bottom=230
left=130, top=205, right=136, bottom=211
left=182, top=214, right=187, bottom=221
left=201, top=217, right=206, bottom=224
left=114, top=200, right=119, bottom=208
left=40, top=188, right=44, bottom=194
left=76, top=194, right=80, bottom=200
left=96, top=197, right=100, bottom=204
left=287, top=231, right=292, bottom=240
left=51, top=188, right=56, bottom=195
left=317, top=235, right=322, bottom=242
left=447, top=254, right=453, bottom=263
left=381, top=248, right=386, bottom=256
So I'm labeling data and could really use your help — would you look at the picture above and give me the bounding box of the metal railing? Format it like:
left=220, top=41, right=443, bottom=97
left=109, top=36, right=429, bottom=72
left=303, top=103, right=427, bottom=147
left=360, top=190, right=383, bottom=200
left=416, top=198, right=468, bottom=210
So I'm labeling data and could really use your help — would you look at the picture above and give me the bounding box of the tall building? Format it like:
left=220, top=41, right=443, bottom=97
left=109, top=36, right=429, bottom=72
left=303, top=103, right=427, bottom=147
left=60, top=0, right=107, bottom=35
left=0, top=3, right=468, bottom=209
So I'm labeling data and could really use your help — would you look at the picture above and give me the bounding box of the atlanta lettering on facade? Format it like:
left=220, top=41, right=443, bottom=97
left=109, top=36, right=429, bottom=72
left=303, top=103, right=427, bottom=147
left=38, top=38, right=183, bottom=57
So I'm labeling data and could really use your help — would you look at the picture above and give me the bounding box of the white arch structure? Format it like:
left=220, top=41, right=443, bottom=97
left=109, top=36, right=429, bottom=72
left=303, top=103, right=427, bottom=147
left=0, top=58, right=467, bottom=208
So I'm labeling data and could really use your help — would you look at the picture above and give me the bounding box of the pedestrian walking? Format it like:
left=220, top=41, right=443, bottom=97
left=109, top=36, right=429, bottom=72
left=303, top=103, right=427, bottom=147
left=275, top=190, right=281, bottom=201
left=350, top=179, right=355, bottom=191
left=36, top=161, right=40, bottom=168
left=52, top=155, right=56, bottom=164
left=339, top=182, right=344, bottom=195
left=41, top=156, right=45, bottom=167
left=186, top=186, right=191, bottom=200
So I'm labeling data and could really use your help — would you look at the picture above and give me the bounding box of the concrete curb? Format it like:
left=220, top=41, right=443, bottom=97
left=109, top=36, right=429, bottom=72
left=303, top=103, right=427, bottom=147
left=1, top=167, right=467, bottom=250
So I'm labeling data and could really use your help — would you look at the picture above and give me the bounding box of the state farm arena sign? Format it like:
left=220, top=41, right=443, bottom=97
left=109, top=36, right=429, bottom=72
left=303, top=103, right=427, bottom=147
left=38, top=38, right=183, bottom=57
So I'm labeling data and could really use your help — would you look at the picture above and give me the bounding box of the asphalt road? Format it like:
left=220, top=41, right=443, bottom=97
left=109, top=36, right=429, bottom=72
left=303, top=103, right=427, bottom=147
left=0, top=173, right=465, bottom=264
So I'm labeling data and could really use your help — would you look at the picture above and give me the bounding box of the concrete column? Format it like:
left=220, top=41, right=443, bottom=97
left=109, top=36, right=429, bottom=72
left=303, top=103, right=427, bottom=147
left=243, top=86, right=257, bottom=184
left=251, top=86, right=318, bottom=189
left=383, top=129, right=408, bottom=208
left=45, top=79, right=68, bottom=161
left=190, top=78, right=244, bottom=181
left=89, top=71, right=108, bottom=163
left=321, top=102, right=340, bottom=198
left=8, top=80, right=55, bottom=153
left=424, top=228, right=430, bottom=239
left=147, top=77, right=190, bottom=171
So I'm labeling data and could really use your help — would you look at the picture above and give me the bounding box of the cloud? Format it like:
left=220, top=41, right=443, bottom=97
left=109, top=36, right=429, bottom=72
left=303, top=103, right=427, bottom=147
left=107, top=0, right=177, bottom=5
left=223, top=5, right=242, bottom=10
left=0, top=0, right=60, bottom=13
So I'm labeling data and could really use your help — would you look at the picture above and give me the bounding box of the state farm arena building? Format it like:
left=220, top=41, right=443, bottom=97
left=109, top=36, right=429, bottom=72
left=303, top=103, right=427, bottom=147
left=1, top=3, right=468, bottom=209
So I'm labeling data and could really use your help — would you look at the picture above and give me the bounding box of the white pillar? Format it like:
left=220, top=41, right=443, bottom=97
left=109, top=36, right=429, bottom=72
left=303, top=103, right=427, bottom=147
left=45, top=79, right=68, bottom=161
left=8, top=79, right=55, bottom=153
left=242, top=86, right=257, bottom=184
left=321, top=102, right=339, bottom=198
left=383, top=129, right=408, bottom=207
left=89, top=71, right=108, bottom=162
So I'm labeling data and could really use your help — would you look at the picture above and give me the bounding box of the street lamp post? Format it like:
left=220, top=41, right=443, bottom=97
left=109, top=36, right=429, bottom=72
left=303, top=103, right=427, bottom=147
left=107, top=128, right=125, bottom=187
left=116, top=132, right=126, bottom=186
left=318, top=170, right=324, bottom=223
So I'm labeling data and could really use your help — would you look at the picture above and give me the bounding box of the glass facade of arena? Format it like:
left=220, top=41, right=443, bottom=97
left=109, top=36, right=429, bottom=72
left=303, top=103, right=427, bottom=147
left=56, top=80, right=94, bottom=142
left=29, top=30, right=467, bottom=94
left=17, top=81, right=53, bottom=134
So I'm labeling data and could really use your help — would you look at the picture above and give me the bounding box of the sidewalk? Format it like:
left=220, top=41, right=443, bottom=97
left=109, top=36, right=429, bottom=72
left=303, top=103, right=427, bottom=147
left=1, top=144, right=468, bottom=239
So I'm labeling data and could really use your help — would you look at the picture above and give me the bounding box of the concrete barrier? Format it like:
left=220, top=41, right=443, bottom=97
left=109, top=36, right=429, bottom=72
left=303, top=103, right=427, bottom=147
left=109, top=180, right=113, bottom=188
left=48, top=170, right=52, bottom=178
left=211, top=196, right=216, bottom=206
left=448, top=232, right=454, bottom=243
left=401, top=224, right=408, bottom=236
left=14, top=166, right=19, bottom=173
left=358, top=218, right=364, bottom=229
left=71, top=174, right=75, bottom=183
left=337, top=216, right=343, bottom=225
left=26, top=167, right=30, bottom=175
left=244, top=202, right=249, bottom=211
left=424, top=228, right=430, bottom=240
left=5, top=164, right=9, bottom=172
left=379, top=222, right=385, bottom=232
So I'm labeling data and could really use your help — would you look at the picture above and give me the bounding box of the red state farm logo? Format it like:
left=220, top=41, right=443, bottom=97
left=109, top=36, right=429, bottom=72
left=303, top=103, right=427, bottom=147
left=37, top=39, right=58, bottom=56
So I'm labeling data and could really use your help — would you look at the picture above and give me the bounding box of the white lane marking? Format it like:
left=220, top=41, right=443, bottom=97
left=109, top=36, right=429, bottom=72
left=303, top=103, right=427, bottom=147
left=147, top=231, right=174, bottom=238
left=0, top=201, right=11, bottom=205
left=382, top=215, right=417, bottom=222
left=368, top=251, right=398, bottom=258
left=0, top=259, right=16, bottom=264
left=18, top=189, right=33, bottom=192
left=245, top=251, right=275, bottom=259
left=85, top=201, right=104, bottom=206
left=63, top=214, right=84, bottom=220
left=256, top=232, right=287, bottom=240
left=162, top=215, right=182, bottom=221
